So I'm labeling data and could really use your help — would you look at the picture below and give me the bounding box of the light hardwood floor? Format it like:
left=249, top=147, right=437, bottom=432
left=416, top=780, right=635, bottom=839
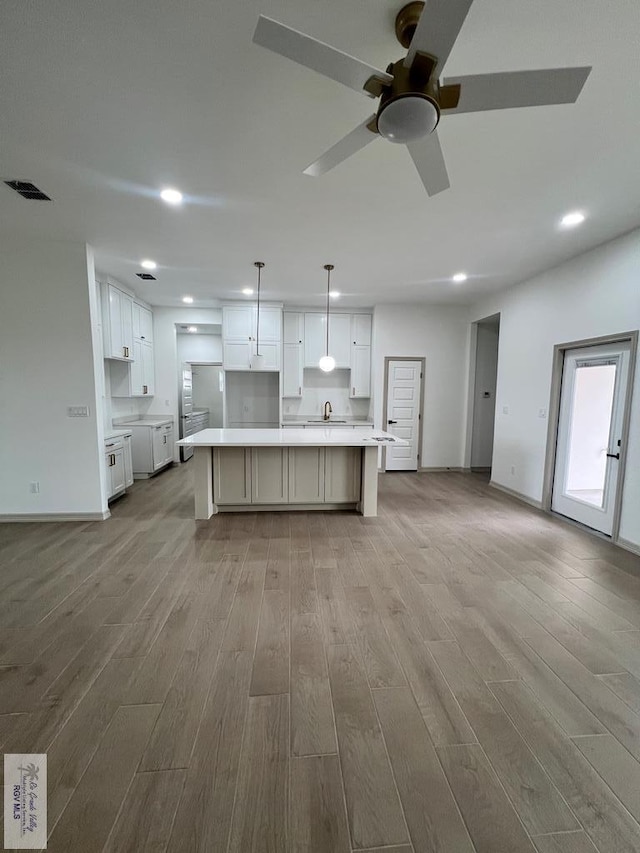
left=1, top=465, right=640, bottom=852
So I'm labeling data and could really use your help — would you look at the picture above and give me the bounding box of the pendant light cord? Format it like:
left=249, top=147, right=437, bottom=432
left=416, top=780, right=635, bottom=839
left=254, top=261, right=264, bottom=356
left=324, top=264, right=334, bottom=357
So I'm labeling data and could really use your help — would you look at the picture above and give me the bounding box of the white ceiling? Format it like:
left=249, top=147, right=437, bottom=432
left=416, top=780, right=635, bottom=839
left=2, top=0, right=639, bottom=309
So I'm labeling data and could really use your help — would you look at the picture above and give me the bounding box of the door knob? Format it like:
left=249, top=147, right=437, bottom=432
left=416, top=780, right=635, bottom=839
left=606, top=452, right=620, bottom=459
left=388, top=420, right=398, bottom=425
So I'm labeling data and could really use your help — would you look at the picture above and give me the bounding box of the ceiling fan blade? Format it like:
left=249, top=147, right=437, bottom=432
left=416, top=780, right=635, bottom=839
left=405, top=0, right=475, bottom=72
left=303, top=116, right=379, bottom=176
left=253, top=16, right=392, bottom=97
left=407, top=131, right=450, bottom=196
left=441, top=67, right=592, bottom=114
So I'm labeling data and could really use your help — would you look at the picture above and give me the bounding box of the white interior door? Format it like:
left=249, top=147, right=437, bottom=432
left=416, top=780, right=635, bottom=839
left=179, top=363, right=193, bottom=461
left=385, top=360, right=422, bottom=471
left=552, top=343, right=630, bottom=535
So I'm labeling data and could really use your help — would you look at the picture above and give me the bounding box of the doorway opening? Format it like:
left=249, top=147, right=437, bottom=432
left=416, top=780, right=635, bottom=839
left=544, top=332, right=637, bottom=539
left=469, top=314, right=500, bottom=473
left=382, top=358, right=425, bottom=471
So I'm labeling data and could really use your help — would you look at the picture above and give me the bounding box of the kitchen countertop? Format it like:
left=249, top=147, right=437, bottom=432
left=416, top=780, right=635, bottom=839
left=113, top=416, right=174, bottom=428
left=104, top=428, right=132, bottom=440
left=177, top=427, right=404, bottom=448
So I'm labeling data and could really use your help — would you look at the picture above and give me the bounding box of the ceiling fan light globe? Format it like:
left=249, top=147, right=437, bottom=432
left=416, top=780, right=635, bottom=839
left=377, top=95, right=439, bottom=143
left=318, top=355, right=336, bottom=373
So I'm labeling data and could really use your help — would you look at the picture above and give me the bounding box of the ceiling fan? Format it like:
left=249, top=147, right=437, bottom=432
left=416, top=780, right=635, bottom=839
left=253, top=0, right=591, bottom=196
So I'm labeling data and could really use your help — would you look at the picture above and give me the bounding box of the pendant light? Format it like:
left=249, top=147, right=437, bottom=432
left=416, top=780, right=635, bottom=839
left=251, top=261, right=265, bottom=369
left=318, top=264, right=336, bottom=372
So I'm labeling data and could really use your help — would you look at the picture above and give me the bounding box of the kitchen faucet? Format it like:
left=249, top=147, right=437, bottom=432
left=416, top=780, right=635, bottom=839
left=323, top=401, right=332, bottom=421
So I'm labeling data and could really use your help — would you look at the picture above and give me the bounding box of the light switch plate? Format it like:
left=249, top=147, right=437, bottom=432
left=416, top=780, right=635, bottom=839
left=502, top=405, right=509, bottom=415
left=67, top=405, right=89, bottom=418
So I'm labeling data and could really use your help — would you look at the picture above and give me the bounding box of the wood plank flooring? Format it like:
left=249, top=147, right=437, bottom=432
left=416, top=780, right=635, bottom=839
left=1, top=465, right=640, bottom=852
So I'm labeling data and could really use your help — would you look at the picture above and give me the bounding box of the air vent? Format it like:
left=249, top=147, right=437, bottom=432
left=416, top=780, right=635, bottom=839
left=136, top=272, right=157, bottom=280
left=4, top=180, right=51, bottom=200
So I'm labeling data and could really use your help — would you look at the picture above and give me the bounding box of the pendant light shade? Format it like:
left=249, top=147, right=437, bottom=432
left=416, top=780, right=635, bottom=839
left=250, top=261, right=265, bottom=370
left=319, top=264, right=336, bottom=373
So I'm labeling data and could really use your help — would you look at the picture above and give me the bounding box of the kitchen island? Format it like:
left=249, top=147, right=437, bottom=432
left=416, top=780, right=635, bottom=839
left=177, top=427, right=405, bottom=519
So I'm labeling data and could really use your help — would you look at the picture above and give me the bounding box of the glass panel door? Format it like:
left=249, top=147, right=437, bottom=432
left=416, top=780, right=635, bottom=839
left=552, top=343, right=630, bottom=535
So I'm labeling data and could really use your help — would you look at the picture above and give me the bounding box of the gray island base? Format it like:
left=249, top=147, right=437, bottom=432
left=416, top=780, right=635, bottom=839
left=176, top=428, right=405, bottom=519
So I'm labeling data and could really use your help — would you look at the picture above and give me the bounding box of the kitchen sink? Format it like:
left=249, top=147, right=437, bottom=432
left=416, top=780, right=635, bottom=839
left=307, top=419, right=347, bottom=423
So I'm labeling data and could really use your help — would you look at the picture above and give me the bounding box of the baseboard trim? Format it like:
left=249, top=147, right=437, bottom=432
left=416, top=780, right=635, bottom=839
left=418, top=466, right=466, bottom=473
left=489, top=480, right=543, bottom=509
left=0, top=511, right=110, bottom=523
left=214, top=503, right=357, bottom=514
left=617, top=537, right=640, bottom=557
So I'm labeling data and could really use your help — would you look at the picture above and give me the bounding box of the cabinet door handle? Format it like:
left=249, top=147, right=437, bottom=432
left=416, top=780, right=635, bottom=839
left=143, top=385, right=147, bottom=394
left=298, top=386, right=301, bottom=395
left=163, top=436, right=167, bottom=444
left=106, top=442, right=115, bottom=447
left=352, top=387, right=355, bottom=395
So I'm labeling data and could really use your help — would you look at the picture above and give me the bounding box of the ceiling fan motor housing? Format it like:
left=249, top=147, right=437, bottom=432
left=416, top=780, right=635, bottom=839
left=374, top=56, right=441, bottom=142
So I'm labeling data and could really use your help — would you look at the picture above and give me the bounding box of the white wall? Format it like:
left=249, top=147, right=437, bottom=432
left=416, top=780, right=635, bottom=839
left=372, top=304, right=470, bottom=468
left=283, top=369, right=371, bottom=420
left=470, top=228, right=640, bottom=549
left=177, top=333, right=222, bottom=364
left=0, top=239, right=106, bottom=517
left=470, top=323, right=500, bottom=468
left=192, top=365, right=224, bottom=427
left=150, top=307, right=222, bottom=460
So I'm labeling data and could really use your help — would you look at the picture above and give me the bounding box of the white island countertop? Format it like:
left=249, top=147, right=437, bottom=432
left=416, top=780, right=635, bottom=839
left=177, top=427, right=404, bottom=448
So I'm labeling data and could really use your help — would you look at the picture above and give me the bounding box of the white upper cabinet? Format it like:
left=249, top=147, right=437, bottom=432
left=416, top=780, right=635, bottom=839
left=222, top=303, right=282, bottom=371
left=350, top=344, right=371, bottom=398
left=283, top=342, right=303, bottom=397
left=133, top=302, right=153, bottom=343
left=223, top=341, right=253, bottom=371
left=224, top=305, right=254, bottom=341
left=328, top=315, right=351, bottom=368
left=257, top=306, right=282, bottom=342
left=284, top=312, right=304, bottom=344
left=105, top=283, right=155, bottom=397
left=352, top=314, right=372, bottom=346
left=304, top=313, right=325, bottom=367
left=103, top=284, right=134, bottom=360
left=304, top=313, right=353, bottom=369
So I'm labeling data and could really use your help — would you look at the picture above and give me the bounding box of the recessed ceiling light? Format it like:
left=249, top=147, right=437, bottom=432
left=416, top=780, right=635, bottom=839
left=182, top=296, right=194, bottom=304
left=329, top=291, right=340, bottom=298
left=140, top=259, right=157, bottom=270
left=560, top=211, right=585, bottom=228
left=187, top=326, right=198, bottom=333
left=452, top=272, right=467, bottom=283
left=160, top=187, right=183, bottom=205
left=242, top=287, right=254, bottom=295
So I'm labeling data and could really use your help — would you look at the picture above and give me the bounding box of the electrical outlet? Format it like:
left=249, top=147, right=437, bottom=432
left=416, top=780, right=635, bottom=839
left=29, top=481, right=40, bottom=494
left=538, top=408, right=547, bottom=418
left=67, top=405, right=89, bottom=418
left=502, top=405, right=509, bottom=415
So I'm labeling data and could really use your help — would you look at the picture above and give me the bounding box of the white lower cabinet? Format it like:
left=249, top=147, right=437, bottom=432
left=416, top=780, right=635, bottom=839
left=212, top=446, right=361, bottom=506
left=213, top=448, right=252, bottom=504
left=123, top=434, right=134, bottom=487
left=108, top=448, right=126, bottom=496
left=251, top=448, right=288, bottom=504
left=124, top=421, right=174, bottom=477
left=288, top=447, right=325, bottom=503
left=325, top=447, right=362, bottom=502
left=105, top=433, right=133, bottom=501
